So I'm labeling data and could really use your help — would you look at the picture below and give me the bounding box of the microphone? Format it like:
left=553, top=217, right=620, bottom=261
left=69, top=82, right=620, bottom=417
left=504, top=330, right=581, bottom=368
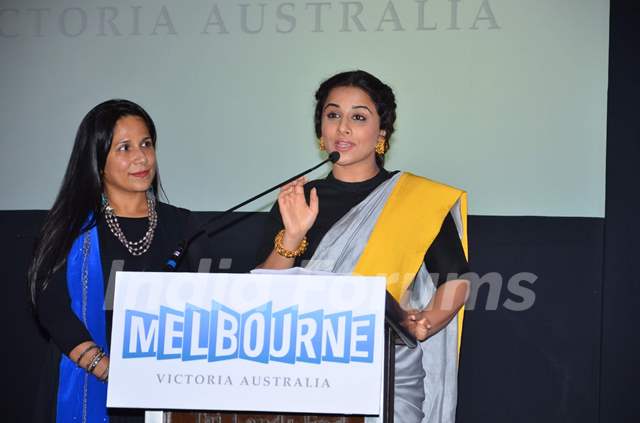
left=163, top=151, right=340, bottom=271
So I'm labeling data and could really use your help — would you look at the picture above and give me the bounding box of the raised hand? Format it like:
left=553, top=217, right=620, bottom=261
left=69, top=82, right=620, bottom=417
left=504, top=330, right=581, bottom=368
left=277, top=176, right=319, bottom=247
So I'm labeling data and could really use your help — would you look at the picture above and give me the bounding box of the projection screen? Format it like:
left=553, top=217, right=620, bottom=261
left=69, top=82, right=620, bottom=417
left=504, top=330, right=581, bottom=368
left=0, top=0, right=609, bottom=216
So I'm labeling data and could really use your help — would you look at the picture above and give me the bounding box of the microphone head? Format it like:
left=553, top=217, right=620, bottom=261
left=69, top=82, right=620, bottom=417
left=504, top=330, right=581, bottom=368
left=328, top=151, right=340, bottom=163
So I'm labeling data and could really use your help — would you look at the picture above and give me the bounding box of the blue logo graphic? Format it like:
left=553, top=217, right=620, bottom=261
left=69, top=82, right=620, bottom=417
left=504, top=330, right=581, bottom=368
left=122, top=301, right=376, bottom=364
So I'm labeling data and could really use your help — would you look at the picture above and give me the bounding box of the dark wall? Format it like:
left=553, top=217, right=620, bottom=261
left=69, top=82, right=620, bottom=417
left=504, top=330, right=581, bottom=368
left=600, top=0, right=640, bottom=421
left=0, top=212, right=52, bottom=421
left=457, top=217, right=603, bottom=423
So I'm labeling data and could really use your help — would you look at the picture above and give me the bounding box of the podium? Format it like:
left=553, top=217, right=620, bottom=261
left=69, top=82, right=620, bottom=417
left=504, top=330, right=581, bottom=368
left=107, top=272, right=416, bottom=422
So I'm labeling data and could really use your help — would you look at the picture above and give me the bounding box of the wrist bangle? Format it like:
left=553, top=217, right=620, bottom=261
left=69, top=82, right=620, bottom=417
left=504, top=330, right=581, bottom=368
left=76, top=344, right=98, bottom=367
left=86, top=350, right=106, bottom=374
left=274, top=229, right=308, bottom=258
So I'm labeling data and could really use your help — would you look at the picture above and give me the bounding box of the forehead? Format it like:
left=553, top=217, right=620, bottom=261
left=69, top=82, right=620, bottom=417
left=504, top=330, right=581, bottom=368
left=113, top=115, right=149, bottom=135
left=325, top=86, right=376, bottom=109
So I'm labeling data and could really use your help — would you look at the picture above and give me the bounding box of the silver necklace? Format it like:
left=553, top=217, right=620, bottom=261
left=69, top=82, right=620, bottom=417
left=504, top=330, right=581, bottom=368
left=103, top=193, right=158, bottom=256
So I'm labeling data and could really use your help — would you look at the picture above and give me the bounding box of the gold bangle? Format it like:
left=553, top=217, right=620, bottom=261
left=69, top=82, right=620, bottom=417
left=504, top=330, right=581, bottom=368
left=274, top=229, right=308, bottom=258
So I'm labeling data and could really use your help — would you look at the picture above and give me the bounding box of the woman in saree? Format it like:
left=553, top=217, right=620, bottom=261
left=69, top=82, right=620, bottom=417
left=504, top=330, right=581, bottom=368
left=257, top=70, right=470, bottom=423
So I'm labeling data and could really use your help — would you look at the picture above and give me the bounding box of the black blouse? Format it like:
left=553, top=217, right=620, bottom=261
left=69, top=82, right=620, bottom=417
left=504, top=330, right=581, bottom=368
left=257, top=169, right=470, bottom=285
left=36, top=202, right=200, bottom=355
left=33, top=203, right=204, bottom=422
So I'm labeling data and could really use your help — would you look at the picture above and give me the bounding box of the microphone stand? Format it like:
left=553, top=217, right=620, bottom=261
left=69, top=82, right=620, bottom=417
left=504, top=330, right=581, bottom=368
left=163, top=152, right=340, bottom=271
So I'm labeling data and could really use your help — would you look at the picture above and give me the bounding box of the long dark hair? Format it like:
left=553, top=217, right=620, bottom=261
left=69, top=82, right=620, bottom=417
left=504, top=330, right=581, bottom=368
left=314, top=70, right=397, bottom=166
left=28, top=99, right=158, bottom=305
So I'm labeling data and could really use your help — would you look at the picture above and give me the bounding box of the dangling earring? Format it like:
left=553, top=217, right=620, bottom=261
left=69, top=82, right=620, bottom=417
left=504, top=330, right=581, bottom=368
left=101, top=192, right=114, bottom=214
left=100, top=192, right=109, bottom=210
left=375, top=137, right=386, bottom=155
left=318, top=137, right=326, bottom=151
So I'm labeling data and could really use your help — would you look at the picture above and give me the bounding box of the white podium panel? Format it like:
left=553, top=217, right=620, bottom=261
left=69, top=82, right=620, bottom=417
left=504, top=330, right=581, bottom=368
left=107, top=272, right=386, bottom=415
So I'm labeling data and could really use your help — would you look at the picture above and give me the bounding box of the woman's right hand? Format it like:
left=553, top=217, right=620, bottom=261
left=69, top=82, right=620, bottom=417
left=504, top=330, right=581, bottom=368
left=70, top=340, right=110, bottom=381
left=277, top=176, right=319, bottom=247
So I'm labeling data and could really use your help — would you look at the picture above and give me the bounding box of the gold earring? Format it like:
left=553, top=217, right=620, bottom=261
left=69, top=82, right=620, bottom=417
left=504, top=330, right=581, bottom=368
left=318, top=137, right=326, bottom=151
left=375, top=137, right=386, bottom=155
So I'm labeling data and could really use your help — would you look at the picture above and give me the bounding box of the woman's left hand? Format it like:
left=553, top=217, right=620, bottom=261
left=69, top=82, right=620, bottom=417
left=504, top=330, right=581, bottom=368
left=402, top=279, right=469, bottom=342
left=403, top=310, right=432, bottom=341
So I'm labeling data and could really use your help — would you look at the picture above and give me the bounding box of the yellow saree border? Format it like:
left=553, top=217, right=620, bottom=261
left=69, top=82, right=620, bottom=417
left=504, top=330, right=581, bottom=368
left=353, top=172, right=468, bottom=349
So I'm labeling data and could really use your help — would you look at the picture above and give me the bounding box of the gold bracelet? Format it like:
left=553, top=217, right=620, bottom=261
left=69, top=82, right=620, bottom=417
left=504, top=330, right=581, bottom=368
left=274, top=229, right=308, bottom=258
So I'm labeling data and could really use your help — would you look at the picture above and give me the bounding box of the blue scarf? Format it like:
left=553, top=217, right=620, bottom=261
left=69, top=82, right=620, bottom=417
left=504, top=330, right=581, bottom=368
left=56, top=224, right=109, bottom=422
